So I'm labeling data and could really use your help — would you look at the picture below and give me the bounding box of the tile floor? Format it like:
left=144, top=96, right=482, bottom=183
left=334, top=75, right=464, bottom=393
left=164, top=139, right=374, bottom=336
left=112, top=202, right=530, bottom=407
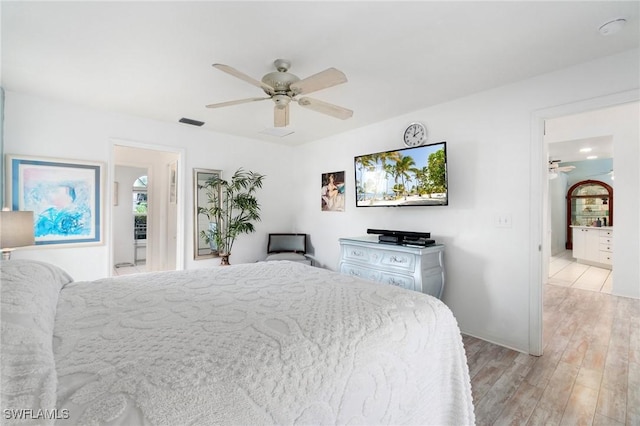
left=113, top=262, right=146, bottom=276
left=548, top=250, right=613, bottom=294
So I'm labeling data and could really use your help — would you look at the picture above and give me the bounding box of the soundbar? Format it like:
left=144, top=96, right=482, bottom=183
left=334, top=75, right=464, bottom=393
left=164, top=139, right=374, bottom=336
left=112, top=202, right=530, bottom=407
left=367, top=229, right=434, bottom=246
left=367, top=229, right=431, bottom=239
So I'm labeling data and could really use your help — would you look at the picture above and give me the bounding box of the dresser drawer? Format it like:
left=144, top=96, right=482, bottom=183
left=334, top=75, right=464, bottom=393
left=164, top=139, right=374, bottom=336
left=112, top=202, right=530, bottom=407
left=599, top=251, right=613, bottom=265
left=379, top=272, right=414, bottom=291
left=340, top=263, right=382, bottom=282
left=341, top=245, right=373, bottom=263
left=600, top=229, right=613, bottom=237
left=379, top=251, right=416, bottom=272
left=599, top=243, right=613, bottom=252
left=600, top=236, right=613, bottom=245
left=342, top=244, right=416, bottom=273
left=339, top=263, right=414, bottom=291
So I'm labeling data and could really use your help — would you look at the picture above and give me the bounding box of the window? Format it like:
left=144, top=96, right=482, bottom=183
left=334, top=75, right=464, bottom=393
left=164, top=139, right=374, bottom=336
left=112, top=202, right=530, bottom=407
left=133, top=175, right=147, bottom=239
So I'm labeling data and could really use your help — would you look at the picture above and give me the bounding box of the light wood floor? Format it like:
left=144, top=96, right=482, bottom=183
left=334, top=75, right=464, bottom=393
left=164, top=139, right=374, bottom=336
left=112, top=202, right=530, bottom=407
left=463, top=263, right=639, bottom=425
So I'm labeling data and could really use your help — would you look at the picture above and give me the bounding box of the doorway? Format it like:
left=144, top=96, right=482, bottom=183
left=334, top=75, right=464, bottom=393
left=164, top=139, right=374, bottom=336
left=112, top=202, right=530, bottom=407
left=545, top=114, right=616, bottom=293
left=530, top=91, right=639, bottom=356
left=111, top=142, right=184, bottom=276
left=113, top=166, right=148, bottom=274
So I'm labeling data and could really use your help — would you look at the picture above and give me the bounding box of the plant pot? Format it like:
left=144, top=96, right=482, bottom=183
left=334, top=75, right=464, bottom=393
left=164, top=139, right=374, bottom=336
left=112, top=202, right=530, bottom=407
left=219, top=253, right=230, bottom=266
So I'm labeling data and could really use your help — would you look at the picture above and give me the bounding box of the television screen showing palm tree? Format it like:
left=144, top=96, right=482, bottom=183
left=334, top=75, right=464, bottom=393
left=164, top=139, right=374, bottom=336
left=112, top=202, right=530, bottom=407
left=355, top=141, right=448, bottom=207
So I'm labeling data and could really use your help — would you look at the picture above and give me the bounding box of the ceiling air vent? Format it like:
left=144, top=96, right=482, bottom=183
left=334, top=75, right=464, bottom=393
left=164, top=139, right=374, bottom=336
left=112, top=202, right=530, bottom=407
left=179, top=117, right=205, bottom=126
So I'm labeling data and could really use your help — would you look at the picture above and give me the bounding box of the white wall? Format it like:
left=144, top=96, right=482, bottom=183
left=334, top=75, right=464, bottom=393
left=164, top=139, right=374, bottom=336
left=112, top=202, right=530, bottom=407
left=291, top=49, right=639, bottom=352
left=3, top=91, right=293, bottom=280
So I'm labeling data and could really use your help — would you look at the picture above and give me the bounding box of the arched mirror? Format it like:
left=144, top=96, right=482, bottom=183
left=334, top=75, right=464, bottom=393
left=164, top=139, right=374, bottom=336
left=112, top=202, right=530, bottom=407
left=566, top=179, right=613, bottom=249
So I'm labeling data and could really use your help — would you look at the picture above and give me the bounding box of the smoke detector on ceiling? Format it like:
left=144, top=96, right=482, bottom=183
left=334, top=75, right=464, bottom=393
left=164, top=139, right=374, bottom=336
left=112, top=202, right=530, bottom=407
left=598, top=18, right=627, bottom=36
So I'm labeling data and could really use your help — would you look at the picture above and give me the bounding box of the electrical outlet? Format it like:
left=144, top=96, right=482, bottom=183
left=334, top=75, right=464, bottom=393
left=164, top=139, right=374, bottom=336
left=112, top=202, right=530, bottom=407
left=496, top=214, right=513, bottom=228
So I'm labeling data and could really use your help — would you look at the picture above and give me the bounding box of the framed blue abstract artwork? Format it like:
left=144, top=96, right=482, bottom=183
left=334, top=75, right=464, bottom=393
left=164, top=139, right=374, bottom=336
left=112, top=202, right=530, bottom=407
left=7, top=155, right=103, bottom=246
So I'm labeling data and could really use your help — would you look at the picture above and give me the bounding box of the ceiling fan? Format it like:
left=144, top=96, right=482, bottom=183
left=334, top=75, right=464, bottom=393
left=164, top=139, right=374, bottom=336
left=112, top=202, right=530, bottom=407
left=206, top=59, right=353, bottom=127
left=548, top=160, right=576, bottom=179
left=549, top=160, right=576, bottom=173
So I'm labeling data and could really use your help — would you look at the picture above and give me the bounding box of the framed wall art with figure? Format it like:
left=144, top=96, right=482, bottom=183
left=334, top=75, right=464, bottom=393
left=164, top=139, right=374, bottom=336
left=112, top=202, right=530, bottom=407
left=321, top=170, right=345, bottom=212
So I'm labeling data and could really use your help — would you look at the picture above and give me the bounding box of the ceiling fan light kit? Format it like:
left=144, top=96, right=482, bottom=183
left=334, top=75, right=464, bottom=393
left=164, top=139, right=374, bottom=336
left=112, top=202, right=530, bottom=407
left=259, top=127, right=294, bottom=138
left=207, top=59, right=353, bottom=128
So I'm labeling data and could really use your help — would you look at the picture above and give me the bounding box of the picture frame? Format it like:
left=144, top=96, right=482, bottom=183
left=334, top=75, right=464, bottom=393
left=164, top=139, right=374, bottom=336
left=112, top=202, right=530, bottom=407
left=321, top=170, right=345, bottom=212
left=6, top=155, right=103, bottom=246
left=169, top=160, right=178, bottom=204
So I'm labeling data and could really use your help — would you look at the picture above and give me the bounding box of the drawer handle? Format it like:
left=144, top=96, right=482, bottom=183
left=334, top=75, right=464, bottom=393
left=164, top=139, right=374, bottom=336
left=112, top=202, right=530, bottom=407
left=349, top=269, right=361, bottom=277
left=388, top=278, right=403, bottom=287
left=350, top=250, right=364, bottom=257
left=389, top=256, right=408, bottom=264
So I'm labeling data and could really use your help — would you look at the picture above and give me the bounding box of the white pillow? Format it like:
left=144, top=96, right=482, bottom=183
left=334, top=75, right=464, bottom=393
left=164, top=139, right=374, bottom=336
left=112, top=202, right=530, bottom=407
left=1, top=260, right=74, bottom=422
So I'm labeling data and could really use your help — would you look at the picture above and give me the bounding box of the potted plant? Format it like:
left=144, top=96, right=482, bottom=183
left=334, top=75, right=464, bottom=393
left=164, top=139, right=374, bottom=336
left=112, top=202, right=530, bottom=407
left=198, top=168, right=265, bottom=265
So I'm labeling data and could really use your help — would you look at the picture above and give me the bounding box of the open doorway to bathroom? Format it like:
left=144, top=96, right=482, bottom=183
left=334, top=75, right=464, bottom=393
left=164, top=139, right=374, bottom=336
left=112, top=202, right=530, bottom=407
left=530, top=93, right=639, bottom=356
left=111, top=143, right=182, bottom=276
left=545, top=110, right=616, bottom=294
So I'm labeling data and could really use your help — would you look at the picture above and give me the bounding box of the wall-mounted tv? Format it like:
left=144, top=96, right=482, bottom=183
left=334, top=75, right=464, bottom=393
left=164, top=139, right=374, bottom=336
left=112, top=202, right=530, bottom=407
left=355, top=141, right=448, bottom=207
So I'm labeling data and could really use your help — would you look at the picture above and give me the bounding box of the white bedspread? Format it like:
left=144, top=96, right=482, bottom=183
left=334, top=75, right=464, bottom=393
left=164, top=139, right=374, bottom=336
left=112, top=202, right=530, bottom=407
left=2, top=260, right=474, bottom=425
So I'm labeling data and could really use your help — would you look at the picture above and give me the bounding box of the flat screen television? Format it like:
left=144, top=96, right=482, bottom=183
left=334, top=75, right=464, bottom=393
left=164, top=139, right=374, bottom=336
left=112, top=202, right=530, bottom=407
left=355, top=141, right=448, bottom=207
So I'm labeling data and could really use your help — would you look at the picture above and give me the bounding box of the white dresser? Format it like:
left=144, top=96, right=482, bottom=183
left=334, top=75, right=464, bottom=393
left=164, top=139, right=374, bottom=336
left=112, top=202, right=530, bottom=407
left=338, top=236, right=445, bottom=299
left=571, top=226, right=612, bottom=269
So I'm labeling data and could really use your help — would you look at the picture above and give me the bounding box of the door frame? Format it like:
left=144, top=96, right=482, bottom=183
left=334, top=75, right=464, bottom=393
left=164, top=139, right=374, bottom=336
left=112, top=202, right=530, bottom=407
left=109, top=139, right=186, bottom=274
left=528, top=89, right=638, bottom=356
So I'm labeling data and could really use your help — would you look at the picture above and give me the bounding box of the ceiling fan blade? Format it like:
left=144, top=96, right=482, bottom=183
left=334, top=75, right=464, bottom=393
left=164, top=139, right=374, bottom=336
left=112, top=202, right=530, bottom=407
left=558, top=166, right=576, bottom=172
left=206, top=97, right=270, bottom=109
left=274, top=104, right=290, bottom=128
left=289, top=68, right=347, bottom=95
left=296, top=97, right=353, bottom=120
left=212, top=64, right=274, bottom=93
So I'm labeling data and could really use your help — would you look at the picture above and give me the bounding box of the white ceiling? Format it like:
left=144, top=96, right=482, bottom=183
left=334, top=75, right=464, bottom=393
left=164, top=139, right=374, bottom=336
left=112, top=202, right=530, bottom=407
left=2, top=1, right=639, bottom=145
left=548, top=135, right=613, bottom=163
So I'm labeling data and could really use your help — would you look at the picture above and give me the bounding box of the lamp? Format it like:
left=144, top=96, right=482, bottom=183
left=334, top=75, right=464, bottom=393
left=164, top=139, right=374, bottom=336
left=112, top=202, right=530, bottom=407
left=0, top=210, right=35, bottom=260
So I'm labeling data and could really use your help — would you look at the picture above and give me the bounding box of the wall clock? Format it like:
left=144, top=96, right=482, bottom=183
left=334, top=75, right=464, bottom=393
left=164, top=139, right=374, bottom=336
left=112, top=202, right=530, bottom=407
left=403, top=122, right=427, bottom=147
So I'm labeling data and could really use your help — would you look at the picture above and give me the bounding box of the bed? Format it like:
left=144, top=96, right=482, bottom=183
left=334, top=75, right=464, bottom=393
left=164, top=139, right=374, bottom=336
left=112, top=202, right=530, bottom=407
left=1, top=259, right=475, bottom=425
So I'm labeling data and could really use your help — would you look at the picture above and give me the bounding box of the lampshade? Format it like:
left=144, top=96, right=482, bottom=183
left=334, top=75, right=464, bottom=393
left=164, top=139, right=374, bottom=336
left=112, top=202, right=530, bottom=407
left=0, top=210, right=35, bottom=259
